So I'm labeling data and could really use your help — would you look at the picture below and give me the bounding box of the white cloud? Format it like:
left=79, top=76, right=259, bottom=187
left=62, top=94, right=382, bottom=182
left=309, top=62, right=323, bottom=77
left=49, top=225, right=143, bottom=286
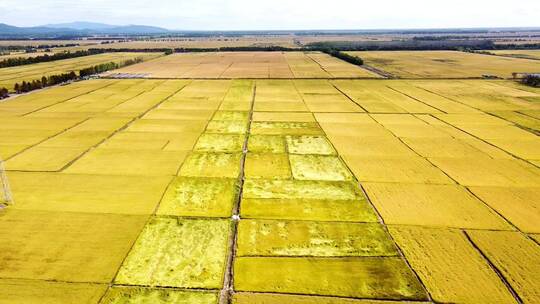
left=0, top=0, right=538, bottom=30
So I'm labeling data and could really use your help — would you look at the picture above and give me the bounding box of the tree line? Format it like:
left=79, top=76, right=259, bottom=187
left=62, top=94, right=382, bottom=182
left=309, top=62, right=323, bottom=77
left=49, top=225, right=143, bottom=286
left=320, top=48, right=364, bottom=65
left=12, top=56, right=145, bottom=94
left=0, top=87, right=8, bottom=99
left=79, top=57, right=143, bottom=77
left=522, top=75, right=540, bottom=87
left=90, top=46, right=298, bottom=53
left=0, top=49, right=106, bottom=68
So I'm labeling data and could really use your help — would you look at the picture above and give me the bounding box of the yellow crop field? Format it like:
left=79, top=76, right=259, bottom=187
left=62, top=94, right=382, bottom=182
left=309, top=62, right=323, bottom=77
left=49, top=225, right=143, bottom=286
left=364, top=183, right=510, bottom=229
left=106, top=52, right=378, bottom=78
left=0, top=69, right=539, bottom=304
left=389, top=226, right=517, bottom=303
left=467, top=231, right=540, bottom=303
left=489, top=49, right=540, bottom=60
left=348, top=50, right=540, bottom=78
left=0, top=52, right=161, bottom=90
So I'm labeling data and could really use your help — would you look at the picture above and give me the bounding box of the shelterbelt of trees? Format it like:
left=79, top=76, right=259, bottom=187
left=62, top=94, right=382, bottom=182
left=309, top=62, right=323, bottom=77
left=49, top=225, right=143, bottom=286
left=0, top=49, right=107, bottom=68
left=0, top=87, right=8, bottom=99
left=12, top=56, right=145, bottom=94
left=522, top=75, right=540, bottom=87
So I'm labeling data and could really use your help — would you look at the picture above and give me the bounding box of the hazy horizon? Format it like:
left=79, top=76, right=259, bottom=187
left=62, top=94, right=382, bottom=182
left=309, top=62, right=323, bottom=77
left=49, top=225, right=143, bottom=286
left=1, top=0, right=539, bottom=31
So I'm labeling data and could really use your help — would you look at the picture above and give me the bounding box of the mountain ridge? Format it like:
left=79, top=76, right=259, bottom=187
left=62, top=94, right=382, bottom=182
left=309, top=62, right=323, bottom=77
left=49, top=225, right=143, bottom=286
left=0, top=22, right=170, bottom=37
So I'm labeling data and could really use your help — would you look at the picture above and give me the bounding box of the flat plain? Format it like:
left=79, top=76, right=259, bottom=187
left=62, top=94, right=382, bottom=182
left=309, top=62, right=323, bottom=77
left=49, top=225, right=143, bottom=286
left=106, top=52, right=380, bottom=78
left=0, top=50, right=539, bottom=304
left=348, top=50, right=540, bottom=78
left=0, top=52, right=161, bottom=90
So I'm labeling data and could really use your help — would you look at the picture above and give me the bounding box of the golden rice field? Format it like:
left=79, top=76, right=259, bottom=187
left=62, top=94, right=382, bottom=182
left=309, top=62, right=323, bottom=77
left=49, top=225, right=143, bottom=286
left=106, top=52, right=380, bottom=78
left=0, top=52, right=161, bottom=91
left=489, top=49, right=540, bottom=61
left=349, top=50, right=540, bottom=78
left=0, top=75, right=539, bottom=303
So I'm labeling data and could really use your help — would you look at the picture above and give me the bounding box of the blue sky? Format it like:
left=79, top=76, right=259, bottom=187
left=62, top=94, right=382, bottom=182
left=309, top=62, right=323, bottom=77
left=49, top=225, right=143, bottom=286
left=1, top=0, right=538, bottom=30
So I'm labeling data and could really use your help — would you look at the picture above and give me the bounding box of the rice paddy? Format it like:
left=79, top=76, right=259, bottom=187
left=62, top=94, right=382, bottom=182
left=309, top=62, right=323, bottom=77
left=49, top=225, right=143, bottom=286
left=0, top=52, right=539, bottom=304
left=348, top=50, right=540, bottom=78
left=0, top=52, right=161, bottom=90
left=106, top=52, right=379, bottom=78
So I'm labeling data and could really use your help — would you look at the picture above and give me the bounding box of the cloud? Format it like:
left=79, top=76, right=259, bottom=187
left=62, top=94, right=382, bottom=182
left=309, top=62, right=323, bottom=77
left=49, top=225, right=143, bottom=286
left=1, top=0, right=538, bottom=30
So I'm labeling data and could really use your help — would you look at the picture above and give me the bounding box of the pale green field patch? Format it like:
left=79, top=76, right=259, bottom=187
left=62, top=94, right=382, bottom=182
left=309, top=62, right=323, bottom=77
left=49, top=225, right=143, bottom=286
left=205, top=120, right=248, bottom=134
left=194, top=134, right=245, bottom=153
left=289, top=154, right=353, bottom=181
left=179, top=152, right=242, bottom=178
left=100, top=287, right=218, bottom=304
left=115, top=218, right=230, bottom=288
left=251, top=122, right=323, bottom=135
left=248, top=135, right=286, bottom=153
left=212, top=111, right=249, bottom=121
left=157, top=177, right=237, bottom=217
left=245, top=153, right=291, bottom=179
left=286, top=135, right=336, bottom=155
left=241, top=179, right=377, bottom=222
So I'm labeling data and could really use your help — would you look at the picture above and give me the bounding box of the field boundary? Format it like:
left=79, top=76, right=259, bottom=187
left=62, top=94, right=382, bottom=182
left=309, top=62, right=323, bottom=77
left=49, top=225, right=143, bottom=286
left=219, top=84, right=257, bottom=304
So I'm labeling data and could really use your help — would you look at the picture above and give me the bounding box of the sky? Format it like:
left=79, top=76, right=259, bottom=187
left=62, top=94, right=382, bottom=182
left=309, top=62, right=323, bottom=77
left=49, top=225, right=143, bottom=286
left=1, top=0, right=538, bottom=30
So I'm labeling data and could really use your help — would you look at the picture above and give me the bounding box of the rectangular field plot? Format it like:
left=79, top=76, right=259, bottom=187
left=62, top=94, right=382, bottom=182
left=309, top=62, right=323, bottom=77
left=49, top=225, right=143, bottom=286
left=241, top=179, right=378, bottom=222
left=65, top=149, right=188, bottom=176
left=109, top=52, right=379, bottom=79
left=364, top=183, right=510, bottom=229
left=245, top=153, right=291, bottom=179
left=251, top=122, right=324, bottom=135
left=8, top=172, right=171, bottom=214
left=0, top=210, right=146, bottom=283
left=389, top=226, right=517, bottom=304
left=179, top=152, right=242, bottom=178
left=289, top=154, right=353, bottom=181
left=489, top=49, right=540, bottom=60
left=233, top=293, right=426, bottom=304
left=194, top=134, right=245, bottom=153
left=429, top=158, right=540, bottom=187
left=157, top=177, right=237, bottom=217
left=286, top=135, right=336, bottom=155
left=234, top=257, right=427, bottom=300
left=237, top=220, right=398, bottom=257
left=467, top=231, right=540, bottom=303
left=248, top=135, right=287, bottom=153
left=101, top=287, right=217, bottom=304
left=349, top=50, right=540, bottom=78
left=0, top=279, right=107, bottom=304
left=115, top=217, right=230, bottom=288
left=343, top=155, right=453, bottom=184
left=469, top=187, right=540, bottom=233
left=6, top=146, right=87, bottom=171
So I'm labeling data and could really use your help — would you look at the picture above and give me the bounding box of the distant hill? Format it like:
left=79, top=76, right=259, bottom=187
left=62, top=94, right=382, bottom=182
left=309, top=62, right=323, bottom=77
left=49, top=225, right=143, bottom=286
left=44, top=22, right=119, bottom=30
left=0, top=22, right=170, bottom=37
left=44, top=22, right=169, bottom=33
